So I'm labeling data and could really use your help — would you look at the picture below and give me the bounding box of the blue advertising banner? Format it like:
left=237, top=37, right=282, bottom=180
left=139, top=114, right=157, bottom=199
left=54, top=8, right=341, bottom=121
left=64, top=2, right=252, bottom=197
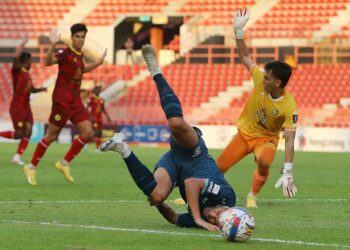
left=119, top=125, right=170, bottom=143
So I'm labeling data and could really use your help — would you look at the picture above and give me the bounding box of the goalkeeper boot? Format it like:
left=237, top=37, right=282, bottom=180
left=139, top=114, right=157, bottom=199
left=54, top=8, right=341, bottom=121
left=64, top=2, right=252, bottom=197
left=23, top=165, right=37, bottom=186
left=100, top=133, right=131, bottom=158
left=55, top=161, right=74, bottom=183
left=246, top=193, right=258, bottom=208
left=141, top=44, right=161, bottom=77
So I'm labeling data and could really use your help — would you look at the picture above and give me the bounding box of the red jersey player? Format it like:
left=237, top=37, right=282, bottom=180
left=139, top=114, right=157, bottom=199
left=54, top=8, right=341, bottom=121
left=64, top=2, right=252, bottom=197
left=23, top=24, right=107, bottom=185
left=0, top=40, right=46, bottom=165
left=87, top=85, right=111, bottom=150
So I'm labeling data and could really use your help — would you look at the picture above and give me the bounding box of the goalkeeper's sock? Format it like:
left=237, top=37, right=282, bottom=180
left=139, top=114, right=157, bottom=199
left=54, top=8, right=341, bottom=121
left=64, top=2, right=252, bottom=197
left=153, top=74, right=183, bottom=119
left=123, top=152, right=157, bottom=196
left=250, top=169, right=268, bottom=194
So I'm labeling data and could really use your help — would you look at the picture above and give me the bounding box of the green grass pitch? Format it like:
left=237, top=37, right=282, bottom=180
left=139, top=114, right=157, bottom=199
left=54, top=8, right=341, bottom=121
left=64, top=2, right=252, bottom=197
left=0, top=142, right=349, bottom=250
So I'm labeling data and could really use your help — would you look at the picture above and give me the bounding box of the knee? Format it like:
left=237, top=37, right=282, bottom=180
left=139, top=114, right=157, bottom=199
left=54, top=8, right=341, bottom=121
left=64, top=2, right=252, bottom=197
left=256, top=159, right=270, bottom=177
left=45, top=134, right=58, bottom=143
left=149, top=189, right=167, bottom=205
left=25, top=130, right=32, bottom=138
left=81, top=130, right=94, bottom=142
left=14, top=130, right=24, bottom=139
left=167, top=118, right=186, bottom=131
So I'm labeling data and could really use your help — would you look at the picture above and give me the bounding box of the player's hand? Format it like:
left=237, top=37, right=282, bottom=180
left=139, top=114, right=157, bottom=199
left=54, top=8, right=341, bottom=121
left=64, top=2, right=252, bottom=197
left=49, top=28, right=61, bottom=44
left=233, top=8, right=250, bottom=39
left=195, top=218, right=219, bottom=231
left=98, top=49, right=107, bottom=65
left=21, top=39, right=28, bottom=46
left=274, top=163, right=297, bottom=198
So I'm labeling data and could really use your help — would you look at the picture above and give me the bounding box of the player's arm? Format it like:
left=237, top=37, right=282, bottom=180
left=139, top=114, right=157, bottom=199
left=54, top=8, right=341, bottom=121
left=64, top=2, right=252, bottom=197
left=31, top=86, right=47, bottom=93
left=84, top=49, right=107, bottom=73
left=45, top=29, right=60, bottom=66
left=14, top=40, right=28, bottom=68
left=275, top=129, right=298, bottom=198
left=233, top=9, right=254, bottom=71
left=284, top=129, right=295, bottom=163
left=154, top=202, right=178, bottom=224
left=184, top=178, right=219, bottom=231
left=102, top=102, right=112, bottom=122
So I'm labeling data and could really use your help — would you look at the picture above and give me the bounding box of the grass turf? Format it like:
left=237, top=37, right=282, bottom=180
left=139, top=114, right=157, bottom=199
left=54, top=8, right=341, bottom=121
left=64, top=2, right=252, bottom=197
left=0, top=142, right=349, bottom=249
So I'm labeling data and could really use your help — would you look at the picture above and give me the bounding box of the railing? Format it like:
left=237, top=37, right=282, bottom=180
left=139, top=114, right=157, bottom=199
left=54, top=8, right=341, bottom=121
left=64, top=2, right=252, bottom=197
left=1, top=44, right=350, bottom=65
left=183, top=44, right=350, bottom=64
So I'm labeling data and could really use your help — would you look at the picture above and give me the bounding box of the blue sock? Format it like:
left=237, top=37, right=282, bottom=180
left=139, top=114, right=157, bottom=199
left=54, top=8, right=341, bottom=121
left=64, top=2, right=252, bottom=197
left=153, top=74, right=183, bottom=119
left=123, top=152, right=157, bottom=196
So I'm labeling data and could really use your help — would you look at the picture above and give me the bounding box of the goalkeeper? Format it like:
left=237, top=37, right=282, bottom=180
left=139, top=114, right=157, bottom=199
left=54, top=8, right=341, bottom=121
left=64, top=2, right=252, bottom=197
left=216, top=9, right=298, bottom=208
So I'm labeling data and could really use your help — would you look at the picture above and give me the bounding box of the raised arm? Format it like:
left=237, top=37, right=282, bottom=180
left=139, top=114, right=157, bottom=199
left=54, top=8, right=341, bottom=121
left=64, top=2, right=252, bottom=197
left=102, top=102, right=112, bottom=122
left=84, top=49, right=107, bottom=73
left=14, top=40, right=28, bottom=68
left=184, top=178, right=219, bottom=231
left=44, top=29, right=60, bottom=66
left=233, top=9, right=254, bottom=71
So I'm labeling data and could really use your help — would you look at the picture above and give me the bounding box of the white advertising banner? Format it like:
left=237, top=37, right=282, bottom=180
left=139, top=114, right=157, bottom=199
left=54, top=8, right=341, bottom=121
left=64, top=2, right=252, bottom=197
left=198, top=125, right=350, bottom=152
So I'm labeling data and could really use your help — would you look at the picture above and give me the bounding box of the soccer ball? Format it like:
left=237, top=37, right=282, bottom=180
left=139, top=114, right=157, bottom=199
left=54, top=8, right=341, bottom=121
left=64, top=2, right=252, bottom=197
left=218, top=207, right=255, bottom=242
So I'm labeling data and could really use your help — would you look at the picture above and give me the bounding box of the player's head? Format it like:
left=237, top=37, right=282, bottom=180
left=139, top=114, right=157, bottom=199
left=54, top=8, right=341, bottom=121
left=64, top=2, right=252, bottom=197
left=202, top=205, right=229, bottom=226
left=70, top=23, right=88, bottom=50
left=263, top=61, right=292, bottom=92
left=92, top=85, right=102, bottom=96
left=20, top=52, right=32, bottom=70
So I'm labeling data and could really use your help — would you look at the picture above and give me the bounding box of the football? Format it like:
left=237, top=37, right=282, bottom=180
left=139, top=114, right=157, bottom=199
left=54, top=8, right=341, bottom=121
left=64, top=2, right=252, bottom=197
left=218, top=207, right=255, bottom=242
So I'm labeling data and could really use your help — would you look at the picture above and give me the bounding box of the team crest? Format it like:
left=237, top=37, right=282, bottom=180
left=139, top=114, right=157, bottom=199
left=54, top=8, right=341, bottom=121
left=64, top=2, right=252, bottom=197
left=18, top=121, right=23, bottom=128
left=93, top=122, right=98, bottom=128
left=271, top=109, right=279, bottom=116
left=55, top=114, right=61, bottom=121
left=74, top=57, right=77, bottom=62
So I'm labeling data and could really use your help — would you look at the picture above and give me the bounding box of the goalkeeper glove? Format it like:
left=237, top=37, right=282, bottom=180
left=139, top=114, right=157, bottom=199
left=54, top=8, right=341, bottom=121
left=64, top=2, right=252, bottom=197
left=233, top=8, right=251, bottom=39
left=274, top=163, right=297, bottom=198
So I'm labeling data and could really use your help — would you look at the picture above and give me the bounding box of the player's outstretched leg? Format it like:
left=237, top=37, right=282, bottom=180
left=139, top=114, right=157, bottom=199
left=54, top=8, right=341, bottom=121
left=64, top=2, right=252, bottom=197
left=141, top=44, right=197, bottom=148
left=100, top=133, right=157, bottom=196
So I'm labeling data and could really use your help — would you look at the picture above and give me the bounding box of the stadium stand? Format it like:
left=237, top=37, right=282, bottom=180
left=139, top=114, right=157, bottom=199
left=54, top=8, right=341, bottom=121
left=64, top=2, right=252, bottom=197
left=247, top=0, right=350, bottom=39
left=85, top=0, right=169, bottom=26
left=0, top=0, right=76, bottom=39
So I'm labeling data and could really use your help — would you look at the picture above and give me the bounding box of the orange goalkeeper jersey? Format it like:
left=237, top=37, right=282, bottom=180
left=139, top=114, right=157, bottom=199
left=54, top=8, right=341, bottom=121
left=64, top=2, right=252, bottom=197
left=236, top=65, right=298, bottom=137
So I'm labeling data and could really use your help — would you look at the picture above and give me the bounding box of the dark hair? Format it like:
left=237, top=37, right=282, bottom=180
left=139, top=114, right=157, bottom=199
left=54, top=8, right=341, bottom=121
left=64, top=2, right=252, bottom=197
left=19, top=52, right=31, bottom=64
left=70, top=23, right=88, bottom=36
left=264, top=61, right=292, bottom=88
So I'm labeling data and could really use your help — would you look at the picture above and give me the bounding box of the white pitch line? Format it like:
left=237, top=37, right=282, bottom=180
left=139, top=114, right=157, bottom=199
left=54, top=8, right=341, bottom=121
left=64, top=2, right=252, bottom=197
left=0, top=198, right=348, bottom=204
left=1, top=220, right=349, bottom=249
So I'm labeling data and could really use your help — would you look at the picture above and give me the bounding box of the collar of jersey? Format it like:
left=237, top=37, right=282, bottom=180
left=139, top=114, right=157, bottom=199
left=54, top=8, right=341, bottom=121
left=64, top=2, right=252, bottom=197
left=69, top=45, right=82, bottom=56
left=268, top=92, right=284, bottom=101
left=21, top=67, right=28, bottom=72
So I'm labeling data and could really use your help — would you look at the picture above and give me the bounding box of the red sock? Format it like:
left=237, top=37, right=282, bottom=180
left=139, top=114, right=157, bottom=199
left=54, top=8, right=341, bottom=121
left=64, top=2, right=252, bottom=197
left=64, top=136, right=86, bottom=163
left=95, top=137, right=102, bottom=149
left=0, top=131, right=14, bottom=139
left=16, top=137, right=30, bottom=155
left=31, top=138, right=50, bottom=167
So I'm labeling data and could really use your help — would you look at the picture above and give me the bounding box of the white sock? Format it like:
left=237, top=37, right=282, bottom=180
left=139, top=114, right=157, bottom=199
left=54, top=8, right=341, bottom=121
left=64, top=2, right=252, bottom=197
left=120, top=146, right=131, bottom=159
left=27, top=163, right=35, bottom=170
left=61, top=159, right=69, bottom=166
left=247, top=192, right=256, bottom=197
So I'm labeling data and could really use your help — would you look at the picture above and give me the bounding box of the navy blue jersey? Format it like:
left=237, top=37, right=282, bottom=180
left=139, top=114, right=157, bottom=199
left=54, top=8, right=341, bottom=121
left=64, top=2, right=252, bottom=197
left=155, top=127, right=236, bottom=228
